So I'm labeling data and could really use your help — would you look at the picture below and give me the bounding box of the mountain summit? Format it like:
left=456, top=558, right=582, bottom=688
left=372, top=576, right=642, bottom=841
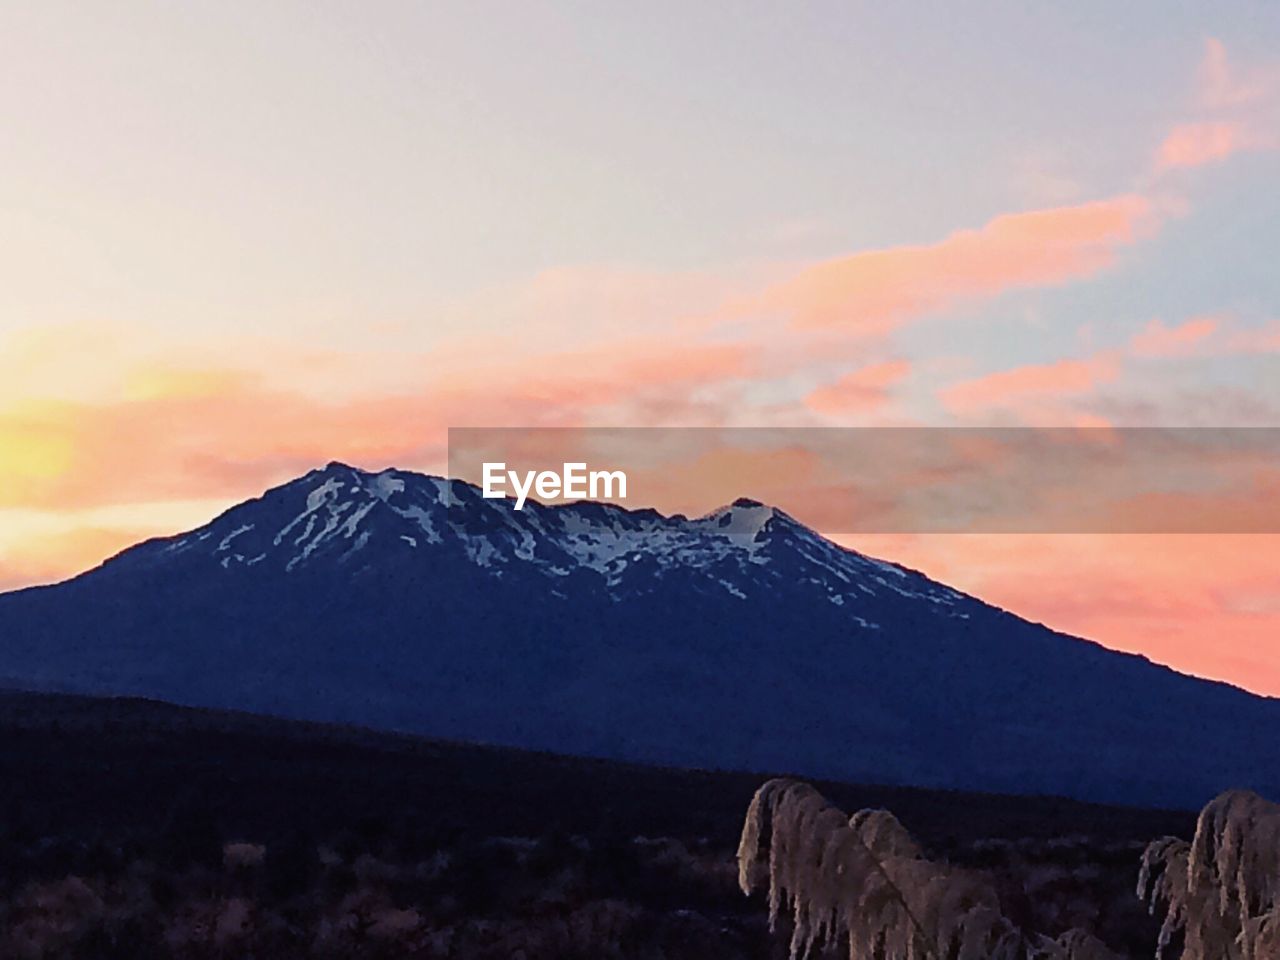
left=1, top=462, right=1276, bottom=807
left=105, top=462, right=949, bottom=611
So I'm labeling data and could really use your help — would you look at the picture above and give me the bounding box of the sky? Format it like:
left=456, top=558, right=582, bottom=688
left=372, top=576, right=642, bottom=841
left=2, top=2, right=1279, bottom=693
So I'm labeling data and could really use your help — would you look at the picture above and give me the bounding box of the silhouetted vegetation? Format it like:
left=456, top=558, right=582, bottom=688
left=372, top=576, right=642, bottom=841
left=0, top=691, right=1199, bottom=958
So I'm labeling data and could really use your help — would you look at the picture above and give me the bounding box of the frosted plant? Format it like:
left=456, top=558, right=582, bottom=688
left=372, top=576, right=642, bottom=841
left=1240, top=907, right=1280, bottom=957
left=1139, top=790, right=1280, bottom=960
left=850, top=808, right=924, bottom=861
left=1190, top=790, right=1280, bottom=959
left=738, top=778, right=1114, bottom=960
left=1136, top=836, right=1230, bottom=959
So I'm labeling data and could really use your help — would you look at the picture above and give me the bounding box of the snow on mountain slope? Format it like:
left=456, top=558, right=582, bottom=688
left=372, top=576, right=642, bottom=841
left=1, top=460, right=1278, bottom=809
left=122, top=462, right=969, bottom=614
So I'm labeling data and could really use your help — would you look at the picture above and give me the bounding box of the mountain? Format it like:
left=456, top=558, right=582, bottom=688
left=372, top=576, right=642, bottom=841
left=0, top=461, right=1276, bottom=808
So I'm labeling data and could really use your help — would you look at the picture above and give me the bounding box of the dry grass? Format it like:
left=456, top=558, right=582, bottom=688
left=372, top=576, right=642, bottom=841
left=737, top=778, right=1121, bottom=960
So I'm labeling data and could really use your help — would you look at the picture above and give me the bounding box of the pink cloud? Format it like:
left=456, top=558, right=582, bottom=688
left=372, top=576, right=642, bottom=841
left=1129, top=315, right=1220, bottom=357
left=1155, top=121, right=1264, bottom=170
left=1153, top=40, right=1280, bottom=173
left=760, top=197, right=1155, bottom=334
left=805, top=360, right=911, bottom=417
left=939, top=352, right=1123, bottom=414
left=1224, top=319, right=1280, bottom=353
left=1198, top=37, right=1277, bottom=109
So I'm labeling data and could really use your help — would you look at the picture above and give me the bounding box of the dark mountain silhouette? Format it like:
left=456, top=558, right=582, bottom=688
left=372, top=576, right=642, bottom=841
left=1, top=461, right=1275, bottom=808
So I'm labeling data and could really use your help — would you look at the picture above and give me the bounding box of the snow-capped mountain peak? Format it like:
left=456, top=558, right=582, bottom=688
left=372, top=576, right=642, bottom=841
left=114, top=463, right=962, bottom=612
left=695, top=498, right=779, bottom=540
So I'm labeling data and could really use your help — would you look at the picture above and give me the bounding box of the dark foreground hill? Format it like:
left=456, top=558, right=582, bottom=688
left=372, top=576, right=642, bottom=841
left=1, top=462, right=1277, bottom=809
left=0, top=689, right=1193, bottom=847
left=0, top=691, right=1192, bottom=959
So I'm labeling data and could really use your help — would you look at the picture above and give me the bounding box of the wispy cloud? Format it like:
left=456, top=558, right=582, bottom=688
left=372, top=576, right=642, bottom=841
left=1151, top=39, right=1279, bottom=173
left=758, top=197, right=1155, bottom=334
left=1224, top=319, right=1280, bottom=353
left=939, top=352, right=1123, bottom=415
left=805, top=360, right=911, bottom=417
left=1129, top=315, right=1221, bottom=356
left=1197, top=37, right=1279, bottom=109
left=936, top=307, right=1275, bottom=421
left=1155, top=121, right=1261, bottom=170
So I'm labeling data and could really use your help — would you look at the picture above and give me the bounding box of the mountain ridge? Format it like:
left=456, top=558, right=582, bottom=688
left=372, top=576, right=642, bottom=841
left=1, top=460, right=1276, bottom=808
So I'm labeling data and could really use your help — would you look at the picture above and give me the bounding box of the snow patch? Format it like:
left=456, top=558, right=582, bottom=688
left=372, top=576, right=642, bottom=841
left=369, top=471, right=405, bottom=500
left=306, top=477, right=344, bottom=512
left=216, top=524, right=253, bottom=552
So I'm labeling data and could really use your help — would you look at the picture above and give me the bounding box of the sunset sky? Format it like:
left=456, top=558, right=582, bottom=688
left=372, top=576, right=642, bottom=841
left=3, top=3, right=1279, bottom=694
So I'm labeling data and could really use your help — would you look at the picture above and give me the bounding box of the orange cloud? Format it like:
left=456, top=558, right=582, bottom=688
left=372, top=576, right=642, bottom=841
left=939, top=352, right=1122, bottom=414
left=0, top=336, right=752, bottom=514
left=0, top=495, right=238, bottom=590
left=805, top=360, right=910, bottom=417
left=762, top=196, right=1154, bottom=333
left=1129, top=315, right=1220, bottom=357
left=0, top=525, right=160, bottom=592
left=1155, top=121, right=1259, bottom=170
